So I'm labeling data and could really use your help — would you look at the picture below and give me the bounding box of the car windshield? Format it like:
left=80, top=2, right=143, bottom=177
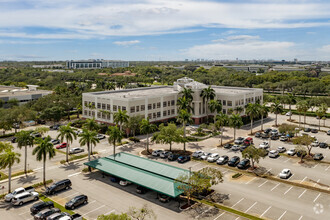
left=230, top=158, right=237, bottom=162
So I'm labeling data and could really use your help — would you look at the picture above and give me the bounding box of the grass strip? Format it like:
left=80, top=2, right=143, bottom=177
left=279, top=153, right=330, bottom=165
left=60, top=152, right=98, bottom=164
left=0, top=169, right=34, bottom=181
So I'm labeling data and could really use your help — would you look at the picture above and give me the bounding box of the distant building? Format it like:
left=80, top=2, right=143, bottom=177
left=32, top=64, right=64, bottom=68
left=66, top=59, right=129, bottom=69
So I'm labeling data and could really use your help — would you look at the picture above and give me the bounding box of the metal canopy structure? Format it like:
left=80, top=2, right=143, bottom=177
left=84, top=152, right=188, bottom=198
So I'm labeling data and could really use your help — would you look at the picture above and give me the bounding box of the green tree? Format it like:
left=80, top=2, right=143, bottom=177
left=32, top=136, right=55, bottom=186
left=215, top=113, right=229, bottom=146
left=83, top=118, right=100, bottom=132
left=270, top=101, right=283, bottom=126
left=127, top=204, right=157, bottom=220
left=97, top=213, right=130, bottom=220
left=57, top=123, right=77, bottom=163
left=16, top=130, right=34, bottom=174
left=208, top=100, right=222, bottom=123
left=200, top=86, right=215, bottom=122
left=35, top=127, right=50, bottom=137
left=229, top=114, right=243, bottom=140
left=8, top=98, right=19, bottom=108
left=177, top=109, right=193, bottom=152
left=258, top=103, right=269, bottom=131
left=152, top=123, right=182, bottom=151
left=179, top=87, right=194, bottom=103
left=246, top=103, right=260, bottom=135
left=79, top=128, right=99, bottom=165
left=292, top=135, right=314, bottom=156
left=0, top=99, right=3, bottom=108
left=297, top=101, right=309, bottom=128
left=177, top=96, right=193, bottom=113
left=125, top=115, right=143, bottom=137
left=107, top=126, right=123, bottom=157
left=315, top=109, right=324, bottom=131
left=242, top=145, right=265, bottom=169
left=140, top=119, right=157, bottom=154
left=40, top=106, right=64, bottom=125
left=113, top=109, right=129, bottom=133
left=278, top=123, right=298, bottom=139
left=286, top=93, right=296, bottom=121
left=0, top=143, right=20, bottom=193
left=295, top=145, right=307, bottom=163
left=234, top=106, right=244, bottom=114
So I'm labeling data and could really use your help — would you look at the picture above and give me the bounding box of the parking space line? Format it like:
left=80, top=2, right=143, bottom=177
left=313, top=163, right=318, bottom=169
left=82, top=204, right=106, bottom=216
left=68, top=172, right=81, bottom=177
left=300, top=176, right=307, bottom=183
left=258, top=180, right=268, bottom=188
left=271, top=183, right=280, bottom=191
left=245, top=177, right=256, bottom=185
left=191, top=162, right=201, bottom=167
left=222, top=170, right=228, bottom=174
left=278, top=210, right=287, bottom=220
left=231, top=198, right=244, bottom=208
left=213, top=212, right=225, bottom=220
left=33, top=167, right=43, bottom=171
left=104, top=210, right=115, bottom=215
left=211, top=147, right=217, bottom=151
left=298, top=189, right=307, bottom=198
left=284, top=186, right=293, bottom=195
left=287, top=174, right=294, bottom=180
left=99, top=149, right=107, bottom=153
left=260, top=206, right=271, bottom=217
left=267, top=168, right=272, bottom=173
left=325, top=165, right=330, bottom=171
left=284, top=158, right=290, bottom=163
left=298, top=215, right=303, bottom=220
left=235, top=217, right=240, bottom=220
left=313, top=193, right=321, bottom=202
left=245, top=202, right=257, bottom=213
left=313, top=179, right=320, bottom=187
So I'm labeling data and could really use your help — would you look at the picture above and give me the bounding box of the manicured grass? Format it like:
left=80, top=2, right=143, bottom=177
left=232, top=173, right=242, bottom=179
left=0, top=169, right=33, bottom=181
left=60, top=152, right=98, bottom=164
left=279, top=153, right=330, bottom=165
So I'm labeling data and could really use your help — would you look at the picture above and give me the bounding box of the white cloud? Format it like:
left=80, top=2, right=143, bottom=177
left=113, top=40, right=140, bottom=46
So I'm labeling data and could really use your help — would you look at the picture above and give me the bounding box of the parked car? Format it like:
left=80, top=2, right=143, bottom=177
left=136, top=186, right=149, bottom=194
left=285, top=112, right=292, bottom=116
left=50, top=125, right=61, bottom=130
left=177, top=155, right=190, bottom=163
left=50, top=139, right=60, bottom=145
left=119, top=180, right=132, bottom=186
left=216, top=155, right=229, bottom=165
left=160, top=151, right=172, bottom=158
left=277, top=146, right=286, bottom=153
left=234, top=137, right=245, bottom=145
left=47, top=212, right=70, bottom=220
left=240, top=145, right=248, bottom=152
left=270, top=129, right=278, bottom=136
left=280, top=136, right=288, bottom=141
left=237, top=159, right=250, bottom=169
left=270, top=135, right=279, bottom=140
left=11, top=137, right=17, bottom=143
left=69, top=147, right=84, bottom=154
left=168, top=154, right=180, bottom=161
left=224, top=143, right=233, bottom=149
left=259, top=142, right=269, bottom=149
left=231, top=145, right=240, bottom=151
left=313, top=153, right=324, bottom=161
left=311, top=141, right=319, bottom=147
left=279, top=169, right=292, bottom=179
left=243, top=137, right=253, bottom=146
left=261, top=133, right=269, bottom=139
left=264, top=128, right=272, bottom=134
left=192, top=150, right=204, bottom=158
left=65, top=195, right=88, bottom=210
left=268, top=150, right=279, bottom=158
left=96, top=134, right=105, bottom=140
left=46, top=179, right=72, bottom=195
left=56, top=143, right=67, bottom=149
left=287, top=148, right=296, bottom=156
left=34, top=208, right=60, bottom=220
left=58, top=214, right=83, bottom=220
left=255, top=132, right=261, bottom=138
left=304, top=128, right=311, bottom=132
left=297, top=150, right=307, bottom=158
left=11, top=191, right=39, bottom=206
left=30, top=201, right=54, bottom=215
left=319, top=142, right=328, bottom=149
left=5, top=186, right=34, bottom=202
left=228, top=156, right=240, bottom=167
left=152, top=150, right=163, bottom=157
left=200, top=152, right=212, bottom=160
left=30, top=132, right=41, bottom=138
left=158, top=193, right=170, bottom=203
left=207, top=153, right=220, bottom=162
left=327, top=130, right=330, bottom=135
left=311, top=129, right=318, bottom=133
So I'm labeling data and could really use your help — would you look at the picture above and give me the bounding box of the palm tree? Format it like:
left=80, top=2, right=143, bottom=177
left=215, top=113, right=229, bottom=146
left=177, top=109, right=193, bottom=151
left=113, top=109, right=129, bottom=133
left=177, top=96, right=193, bottom=113
left=270, top=101, right=283, bottom=127
left=57, top=123, right=77, bottom=163
left=35, top=127, right=50, bottom=137
left=83, top=118, right=99, bottom=131
left=0, top=144, right=21, bottom=193
left=179, top=87, right=194, bottom=103
left=79, top=128, right=99, bottom=164
left=32, top=136, right=55, bottom=186
left=16, top=130, right=34, bottom=174
left=246, top=103, right=260, bottom=134
left=296, top=101, right=304, bottom=128
left=287, top=93, right=296, bottom=121
left=229, top=114, right=243, bottom=140
left=258, top=103, right=270, bottom=131
left=315, top=109, right=324, bottom=131
left=296, top=101, right=309, bottom=128
left=208, top=100, right=222, bottom=123
left=140, top=118, right=157, bottom=154
left=234, top=106, right=244, bottom=115
left=107, top=126, right=123, bottom=157
left=200, top=86, right=216, bottom=123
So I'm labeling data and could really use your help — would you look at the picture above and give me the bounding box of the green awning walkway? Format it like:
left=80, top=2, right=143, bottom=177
left=84, top=152, right=188, bottom=198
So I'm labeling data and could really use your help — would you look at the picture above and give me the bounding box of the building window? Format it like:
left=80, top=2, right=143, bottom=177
left=157, top=112, right=161, bottom=118
left=157, top=102, right=161, bottom=108
left=122, top=106, right=126, bottom=111
left=102, top=103, right=106, bottom=109
left=153, top=103, right=156, bottom=109
left=102, top=113, right=106, bottom=119
left=107, top=104, right=111, bottom=110
left=92, top=111, right=95, bottom=117
left=113, top=105, right=117, bottom=111
left=168, top=101, right=171, bottom=106
left=235, top=101, right=238, bottom=106
left=97, top=112, right=101, bottom=118
left=171, top=109, right=175, bottom=115
left=148, top=113, right=152, bottom=119
left=97, top=103, right=101, bottom=109
left=171, top=100, right=175, bottom=106
left=168, top=110, right=171, bottom=115
left=88, top=111, right=91, bottom=116
left=223, top=109, right=226, bottom=114
left=228, top=101, right=232, bottom=106
left=91, top=102, right=95, bottom=108
left=84, top=110, right=87, bottom=115
left=118, top=106, right=121, bottom=111
left=130, top=106, right=135, bottom=113
left=148, top=104, right=152, bottom=110
left=107, top=114, right=110, bottom=120
left=163, top=110, right=167, bottom=116
left=141, top=105, right=145, bottom=111
left=163, top=101, right=167, bottom=107
left=153, top=113, right=156, bottom=118
left=136, top=106, right=140, bottom=112
left=84, top=101, right=88, bottom=107
left=222, top=100, right=226, bottom=106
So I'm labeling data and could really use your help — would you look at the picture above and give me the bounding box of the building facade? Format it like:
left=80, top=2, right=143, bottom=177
left=82, top=78, right=263, bottom=125
left=66, top=59, right=129, bottom=69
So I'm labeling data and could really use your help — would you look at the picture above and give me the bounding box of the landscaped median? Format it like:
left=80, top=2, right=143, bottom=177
left=60, top=151, right=98, bottom=164
left=0, top=169, right=34, bottom=181
left=279, top=153, right=330, bottom=165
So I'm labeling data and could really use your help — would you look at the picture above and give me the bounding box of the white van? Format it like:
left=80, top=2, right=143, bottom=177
left=11, top=191, right=39, bottom=206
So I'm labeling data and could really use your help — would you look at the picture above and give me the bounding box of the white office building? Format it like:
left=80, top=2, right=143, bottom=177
left=66, top=59, right=129, bottom=69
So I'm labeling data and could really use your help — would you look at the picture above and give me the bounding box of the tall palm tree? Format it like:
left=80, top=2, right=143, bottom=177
left=246, top=103, right=260, bottom=134
left=234, top=106, right=244, bottom=114
left=32, top=136, right=55, bottom=186
left=57, top=123, right=77, bottom=163
left=296, top=101, right=304, bottom=128
left=113, top=109, right=129, bottom=133
left=179, top=87, right=194, bottom=103
left=208, top=100, right=222, bottom=123
left=79, top=128, right=99, bottom=164
left=200, top=86, right=215, bottom=123
left=270, top=101, right=283, bottom=127
left=297, top=101, right=309, bottom=128
left=140, top=118, right=157, bottom=154
left=177, top=96, right=193, bottom=113
left=229, top=114, right=243, bottom=140
left=177, top=109, right=193, bottom=151
left=0, top=144, right=20, bottom=193
left=107, top=126, right=123, bottom=157
left=83, top=118, right=99, bottom=131
left=16, top=130, right=34, bottom=174
left=215, top=113, right=229, bottom=146
left=287, top=93, right=296, bottom=121
left=315, top=109, right=324, bottom=131
left=35, top=127, right=50, bottom=137
left=258, top=103, right=270, bottom=131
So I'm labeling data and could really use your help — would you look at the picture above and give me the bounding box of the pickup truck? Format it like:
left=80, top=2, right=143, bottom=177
left=59, top=213, right=83, bottom=220
left=5, top=186, right=34, bottom=202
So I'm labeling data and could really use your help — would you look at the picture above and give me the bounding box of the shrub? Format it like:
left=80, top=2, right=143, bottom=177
left=129, top=137, right=140, bottom=143
left=31, top=179, right=53, bottom=188
left=232, top=173, right=242, bottom=179
left=0, top=133, right=15, bottom=138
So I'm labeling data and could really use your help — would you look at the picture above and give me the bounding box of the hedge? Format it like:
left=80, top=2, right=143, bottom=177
left=288, top=109, right=330, bottom=118
left=0, top=133, right=15, bottom=138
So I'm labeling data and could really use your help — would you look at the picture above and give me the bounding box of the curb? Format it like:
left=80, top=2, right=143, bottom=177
left=0, top=172, right=35, bottom=184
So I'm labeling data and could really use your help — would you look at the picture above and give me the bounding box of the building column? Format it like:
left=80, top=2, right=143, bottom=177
left=160, top=96, right=164, bottom=118
left=145, top=98, right=148, bottom=119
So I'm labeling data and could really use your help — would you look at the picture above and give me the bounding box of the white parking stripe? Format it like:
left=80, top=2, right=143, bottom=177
left=211, top=147, right=217, bottom=151
left=278, top=210, right=287, bottom=220
left=300, top=176, right=307, bottom=183
left=260, top=206, right=272, bottom=217
left=245, top=202, right=257, bottom=213
left=235, top=217, right=240, bottom=220
left=99, top=149, right=107, bottom=153
left=284, top=158, right=290, bottom=163
left=19, top=211, right=30, bottom=215
left=267, top=168, right=272, bottom=173
left=325, top=165, right=330, bottom=171
left=231, top=198, right=244, bottom=208
left=313, top=179, right=320, bottom=187
left=298, top=189, right=307, bottom=198
left=313, top=193, right=321, bottom=202
left=287, top=174, right=294, bottom=180
left=258, top=180, right=268, bottom=188
left=191, top=162, right=201, bottom=167
left=284, top=186, right=293, bottom=195
left=83, top=204, right=106, bottom=216
left=68, top=172, right=81, bottom=177
left=313, top=164, right=318, bottom=169
left=298, top=215, right=303, bottom=220
left=245, top=177, right=256, bottom=185
left=33, top=167, right=43, bottom=171
left=271, top=183, right=280, bottom=191
left=213, top=212, right=225, bottom=220
left=104, top=210, right=115, bottom=215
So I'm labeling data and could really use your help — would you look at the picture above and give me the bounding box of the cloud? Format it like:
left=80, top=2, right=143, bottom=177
left=212, top=35, right=260, bottom=42
left=113, top=40, right=140, bottom=46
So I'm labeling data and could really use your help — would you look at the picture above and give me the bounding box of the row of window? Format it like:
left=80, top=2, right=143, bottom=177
left=148, top=109, right=175, bottom=120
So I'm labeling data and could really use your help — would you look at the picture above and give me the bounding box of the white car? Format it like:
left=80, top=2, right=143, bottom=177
left=268, top=150, right=279, bottom=158
left=11, top=191, right=39, bottom=206
left=207, top=153, right=220, bottom=162
left=280, top=136, right=288, bottom=141
left=285, top=112, right=292, bottom=116
left=192, top=150, right=204, bottom=158
left=152, top=150, right=163, bottom=157
left=96, top=134, right=106, bottom=140
left=234, top=137, right=245, bottom=145
left=311, top=141, right=319, bottom=147
left=279, top=169, right=292, bottom=179
left=200, top=152, right=212, bottom=160
left=75, top=130, right=83, bottom=135
left=270, top=129, right=278, bottom=136
left=231, top=145, right=241, bottom=151
left=69, top=147, right=84, bottom=154
left=287, top=148, right=296, bottom=156
left=119, top=180, right=132, bottom=186
left=277, top=146, right=286, bottom=153
left=259, top=142, right=269, bottom=149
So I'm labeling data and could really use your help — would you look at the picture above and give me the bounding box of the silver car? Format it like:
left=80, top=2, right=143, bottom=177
left=11, top=191, right=39, bottom=206
left=69, top=147, right=84, bottom=154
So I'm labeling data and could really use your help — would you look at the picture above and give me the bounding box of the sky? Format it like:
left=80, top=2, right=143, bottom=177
left=0, top=0, right=330, bottom=61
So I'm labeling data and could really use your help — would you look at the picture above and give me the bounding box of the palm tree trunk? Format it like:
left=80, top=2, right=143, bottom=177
left=113, top=142, right=116, bottom=156
left=8, top=166, right=11, bottom=193
left=250, top=118, right=253, bottom=134
left=261, top=115, right=264, bottom=131
left=66, top=139, right=69, bottom=163
left=183, top=122, right=186, bottom=152
left=298, top=114, right=301, bottom=128
left=88, top=143, right=91, bottom=162
left=24, top=145, right=27, bottom=174
left=319, top=119, right=321, bottom=131
left=220, top=126, right=223, bottom=146
left=289, top=104, right=292, bottom=121
left=43, top=158, right=46, bottom=186
left=233, top=128, right=236, bottom=140
left=146, top=133, right=150, bottom=153
left=275, top=114, right=278, bottom=126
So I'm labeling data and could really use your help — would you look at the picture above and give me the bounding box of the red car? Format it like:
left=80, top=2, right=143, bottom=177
left=56, top=143, right=67, bottom=149
left=243, top=137, right=253, bottom=146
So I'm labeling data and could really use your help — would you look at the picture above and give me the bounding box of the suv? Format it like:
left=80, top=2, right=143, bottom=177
left=30, top=201, right=54, bottom=215
left=319, top=142, right=328, bottom=149
left=234, top=137, right=245, bottom=145
left=168, top=154, right=179, bottom=161
left=46, top=179, right=72, bottom=195
left=65, top=195, right=88, bottom=210
left=34, top=208, right=60, bottom=220
left=237, top=159, right=250, bottom=169
left=228, top=156, right=240, bottom=167
left=11, top=191, right=39, bottom=206
left=216, top=155, right=229, bottom=165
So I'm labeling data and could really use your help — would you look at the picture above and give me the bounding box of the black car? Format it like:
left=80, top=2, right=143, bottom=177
left=224, top=143, right=233, bottom=149
left=319, top=142, right=328, bottom=149
left=264, top=128, right=272, bottom=134
left=261, top=133, right=269, bottom=139
left=168, top=154, right=180, bottom=161
left=177, top=155, right=190, bottom=163
left=228, top=156, right=240, bottom=167
left=304, top=128, right=311, bottom=132
left=11, top=137, right=17, bottom=143
left=46, top=179, right=72, bottom=195
left=313, top=153, right=324, bottom=161
left=311, top=129, right=318, bottom=133
left=65, top=195, right=88, bottom=210
left=270, top=135, right=279, bottom=140
left=327, top=130, right=330, bottom=135
left=255, top=132, right=261, bottom=138
left=158, top=193, right=170, bottom=203
left=216, top=155, right=229, bottom=165
left=240, top=145, right=248, bottom=152
left=297, top=150, right=307, bottom=158
left=30, top=201, right=54, bottom=215
left=136, top=186, right=149, bottom=194
left=237, top=159, right=250, bottom=169
left=50, top=124, right=61, bottom=130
